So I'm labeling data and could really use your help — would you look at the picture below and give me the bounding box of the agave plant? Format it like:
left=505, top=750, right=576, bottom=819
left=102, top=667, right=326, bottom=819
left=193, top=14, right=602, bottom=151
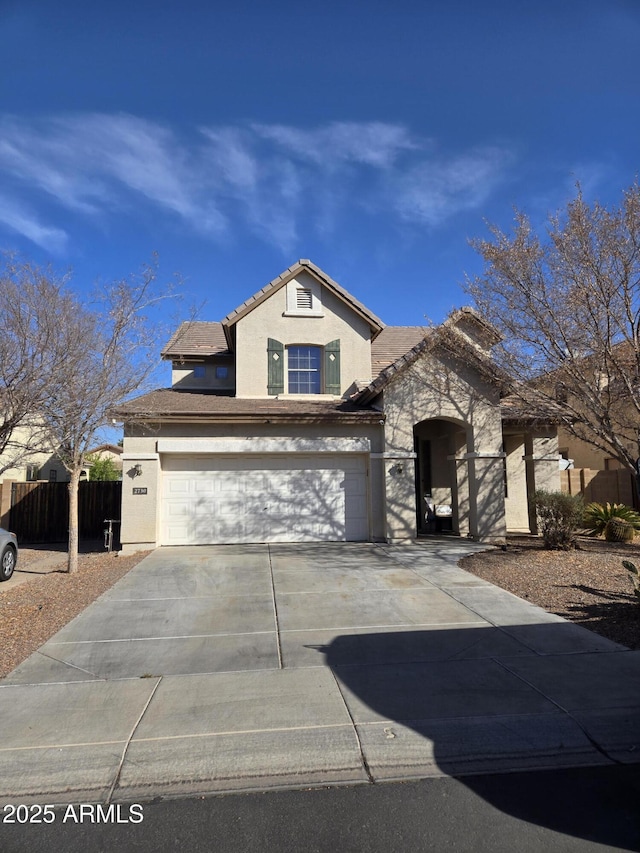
left=583, top=502, right=640, bottom=537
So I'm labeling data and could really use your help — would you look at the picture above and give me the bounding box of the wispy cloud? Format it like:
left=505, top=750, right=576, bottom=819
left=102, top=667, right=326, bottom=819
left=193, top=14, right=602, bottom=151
left=252, top=121, right=421, bottom=169
left=0, top=113, right=515, bottom=253
left=0, top=194, right=68, bottom=253
left=392, top=148, right=513, bottom=225
left=0, top=114, right=226, bottom=235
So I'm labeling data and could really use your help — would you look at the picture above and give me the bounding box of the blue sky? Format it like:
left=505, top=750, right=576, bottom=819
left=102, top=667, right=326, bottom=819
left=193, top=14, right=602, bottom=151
left=1, top=0, right=639, bottom=361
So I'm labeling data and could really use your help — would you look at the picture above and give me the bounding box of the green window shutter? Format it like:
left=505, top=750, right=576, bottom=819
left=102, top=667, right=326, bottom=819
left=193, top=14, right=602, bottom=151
left=267, top=338, right=284, bottom=395
left=324, top=339, right=341, bottom=395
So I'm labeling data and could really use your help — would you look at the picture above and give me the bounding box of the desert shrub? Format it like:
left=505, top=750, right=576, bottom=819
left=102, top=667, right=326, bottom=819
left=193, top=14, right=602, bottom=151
left=87, top=454, right=121, bottom=482
left=621, top=561, right=640, bottom=602
left=583, top=502, right=640, bottom=539
left=534, top=490, right=584, bottom=550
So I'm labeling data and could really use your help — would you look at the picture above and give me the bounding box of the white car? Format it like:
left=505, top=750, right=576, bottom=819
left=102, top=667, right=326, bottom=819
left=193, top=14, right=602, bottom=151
left=0, top=529, right=18, bottom=581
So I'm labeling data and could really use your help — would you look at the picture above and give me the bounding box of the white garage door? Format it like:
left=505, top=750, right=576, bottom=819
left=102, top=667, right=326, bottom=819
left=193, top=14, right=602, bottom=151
left=161, top=454, right=369, bottom=545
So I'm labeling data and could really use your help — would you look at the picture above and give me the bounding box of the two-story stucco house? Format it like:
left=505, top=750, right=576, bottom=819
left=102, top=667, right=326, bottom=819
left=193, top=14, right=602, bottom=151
left=114, top=260, right=560, bottom=553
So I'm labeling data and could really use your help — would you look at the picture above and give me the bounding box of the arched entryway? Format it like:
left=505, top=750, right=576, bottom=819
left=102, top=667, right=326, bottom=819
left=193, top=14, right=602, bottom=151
left=414, top=417, right=471, bottom=536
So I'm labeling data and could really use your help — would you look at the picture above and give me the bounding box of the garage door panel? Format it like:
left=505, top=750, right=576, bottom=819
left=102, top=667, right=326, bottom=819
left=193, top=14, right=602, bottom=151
left=161, top=454, right=368, bottom=546
left=166, top=502, right=191, bottom=519
left=166, top=479, right=191, bottom=496
left=194, top=479, right=215, bottom=495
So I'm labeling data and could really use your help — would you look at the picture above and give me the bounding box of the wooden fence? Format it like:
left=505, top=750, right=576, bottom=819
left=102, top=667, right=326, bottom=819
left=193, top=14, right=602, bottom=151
left=560, top=467, right=638, bottom=509
left=1, top=480, right=122, bottom=544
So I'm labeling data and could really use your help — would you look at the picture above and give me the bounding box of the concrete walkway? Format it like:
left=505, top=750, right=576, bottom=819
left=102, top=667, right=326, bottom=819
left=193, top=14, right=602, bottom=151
left=0, top=540, right=638, bottom=804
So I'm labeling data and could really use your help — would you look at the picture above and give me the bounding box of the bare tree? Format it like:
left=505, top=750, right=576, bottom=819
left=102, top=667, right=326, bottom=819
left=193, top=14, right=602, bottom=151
left=466, top=182, right=640, bottom=475
left=0, top=257, right=73, bottom=475
left=40, top=259, right=176, bottom=573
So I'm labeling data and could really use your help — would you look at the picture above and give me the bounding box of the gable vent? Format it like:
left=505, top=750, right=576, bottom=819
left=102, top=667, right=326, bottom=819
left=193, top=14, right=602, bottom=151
left=296, top=288, right=313, bottom=310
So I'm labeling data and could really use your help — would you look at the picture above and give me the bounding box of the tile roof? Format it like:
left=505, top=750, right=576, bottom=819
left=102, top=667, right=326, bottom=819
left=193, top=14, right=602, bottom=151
left=500, top=393, right=565, bottom=424
left=113, top=389, right=383, bottom=423
left=161, top=322, right=230, bottom=359
left=371, top=326, right=428, bottom=372
left=356, top=321, right=511, bottom=405
left=88, top=443, right=123, bottom=455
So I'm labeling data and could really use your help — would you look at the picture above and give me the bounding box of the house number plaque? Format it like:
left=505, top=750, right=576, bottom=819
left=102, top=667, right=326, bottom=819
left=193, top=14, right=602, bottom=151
left=132, top=487, right=147, bottom=495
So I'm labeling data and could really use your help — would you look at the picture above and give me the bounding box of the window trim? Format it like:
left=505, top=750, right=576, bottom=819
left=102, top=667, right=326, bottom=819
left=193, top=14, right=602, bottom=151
left=296, top=288, right=313, bottom=310
left=283, top=280, right=324, bottom=317
left=287, top=344, right=323, bottom=395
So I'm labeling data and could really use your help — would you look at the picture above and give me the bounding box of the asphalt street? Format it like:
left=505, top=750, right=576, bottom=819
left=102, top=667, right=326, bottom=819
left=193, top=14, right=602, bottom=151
left=2, top=766, right=639, bottom=853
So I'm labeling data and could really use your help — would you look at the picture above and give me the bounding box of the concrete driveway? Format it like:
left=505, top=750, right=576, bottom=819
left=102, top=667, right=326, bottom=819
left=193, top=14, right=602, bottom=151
left=1, top=541, right=639, bottom=803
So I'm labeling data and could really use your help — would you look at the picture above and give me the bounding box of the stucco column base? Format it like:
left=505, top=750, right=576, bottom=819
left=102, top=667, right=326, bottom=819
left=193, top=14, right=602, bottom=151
left=524, top=432, right=561, bottom=533
left=120, top=542, right=157, bottom=556
left=465, top=456, right=508, bottom=543
left=467, top=534, right=506, bottom=545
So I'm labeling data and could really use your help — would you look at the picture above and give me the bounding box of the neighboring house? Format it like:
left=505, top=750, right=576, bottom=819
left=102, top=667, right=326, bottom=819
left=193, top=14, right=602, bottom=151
left=553, top=396, right=638, bottom=507
left=557, top=429, right=624, bottom=471
left=0, top=435, right=123, bottom=485
left=86, top=444, right=124, bottom=475
left=0, top=423, right=68, bottom=483
left=114, top=260, right=560, bottom=552
left=544, top=341, right=640, bottom=473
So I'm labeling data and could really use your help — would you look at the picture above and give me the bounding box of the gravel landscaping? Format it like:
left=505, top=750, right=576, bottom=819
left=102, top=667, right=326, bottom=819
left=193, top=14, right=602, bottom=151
left=1, top=536, right=638, bottom=681
left=460, top=535, right=640, bottom=650
left=0, top=545, right=149, bottom=679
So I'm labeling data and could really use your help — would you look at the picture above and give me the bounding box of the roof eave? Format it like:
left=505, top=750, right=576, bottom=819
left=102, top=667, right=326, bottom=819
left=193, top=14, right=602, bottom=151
left=113, top=410, right=384, bottom=425
left=161, top=349, right=232, bottom=361
left=501, top=413, right=564, bottom=426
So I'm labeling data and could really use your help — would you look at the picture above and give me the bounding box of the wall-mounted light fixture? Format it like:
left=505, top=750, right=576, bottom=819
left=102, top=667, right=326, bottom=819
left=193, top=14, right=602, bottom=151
left=395, top=463, right=404, bottom=475
left=133, top=463, right=143, bottom=477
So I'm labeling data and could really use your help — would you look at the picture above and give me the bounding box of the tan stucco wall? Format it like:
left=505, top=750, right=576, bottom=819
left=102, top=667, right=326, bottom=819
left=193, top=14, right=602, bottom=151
left=0, top=453, right=68, bottom=483
left=233, top=271, right=373, bottom=398
left=503, top=434, right=529, bottom=530
left=120, top=452, right=160, bottom=551
left=382, top=349, right=507, bottom=542
left=0, top=424, right=68, bottom=483
left=525, top=431, right=561, bottom=532
left=90, top=448, right=122, bottom=464
left=557, top=428, right=620, bottom=470
left=171, top=358, right=236, bottom=392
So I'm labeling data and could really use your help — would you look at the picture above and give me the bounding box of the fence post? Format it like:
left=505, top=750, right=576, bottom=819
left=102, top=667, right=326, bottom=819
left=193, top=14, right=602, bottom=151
left=559, top=470, right=569, bottom=494
left=0, top=480, right=15, bottom=530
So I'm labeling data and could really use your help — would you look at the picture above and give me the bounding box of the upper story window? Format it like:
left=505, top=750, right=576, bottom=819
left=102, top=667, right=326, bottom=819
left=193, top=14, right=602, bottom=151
left=215, top=365, right=229, bottom=380
left=268, top=338, right=341, bottom=396
left=193, top=365, right=206, bottom=379
left=288, top=345, right=322, bottom=394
